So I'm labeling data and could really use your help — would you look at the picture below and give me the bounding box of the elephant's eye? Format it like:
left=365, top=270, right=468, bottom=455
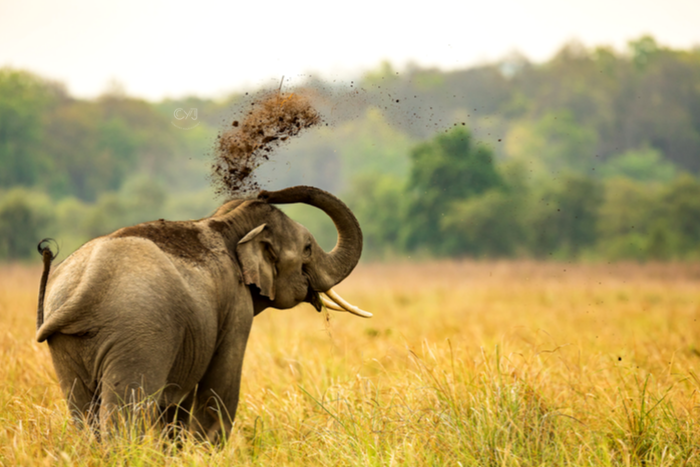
left=265, top=243, right=277, bottom=262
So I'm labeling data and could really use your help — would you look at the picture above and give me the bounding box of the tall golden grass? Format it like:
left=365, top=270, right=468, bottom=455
left=1, top=261, right=699, bottom=465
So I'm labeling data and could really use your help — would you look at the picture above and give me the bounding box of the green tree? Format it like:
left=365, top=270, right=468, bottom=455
left=361, top=61, right=402, bottom=88
left=595, top=178, right=658, bottom=260
left=0, top=188, right=53, bottom=260
left=441, top=160, right=531, bottom=257
left=505, top=111, right=598, bottom=178
left=658, top=174, right=700, bottom=256
left=82, top=192, right=129, bottom=238
left=119, top=174, right=167, bottom=225
left=403, top=127, right=503, bottom=255
left=527, top=175, right=603, bottom=258
left=442, top=190, right=526, bottom=257
left=346, top=173, right=406, bottom=259
left=629, top=35, right=660, bottom=70
left=44, top=98, right=166, bottom=201
left=599, top=147, right=677, bottom=183
left=0, top=68, right=57, bottom=188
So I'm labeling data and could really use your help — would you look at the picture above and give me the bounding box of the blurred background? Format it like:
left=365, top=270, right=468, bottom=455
left=1, top=0, right=699, bottom=262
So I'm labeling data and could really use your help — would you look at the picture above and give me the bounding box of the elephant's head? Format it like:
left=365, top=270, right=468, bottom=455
left=210, top=186, right=371, bottom=317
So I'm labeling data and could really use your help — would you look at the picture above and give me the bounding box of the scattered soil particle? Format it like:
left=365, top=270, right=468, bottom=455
left=212, top=91, right=322, bottom=197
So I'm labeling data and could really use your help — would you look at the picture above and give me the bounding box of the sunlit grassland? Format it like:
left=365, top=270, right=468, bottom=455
left=1, top=261, right=699, bottom=465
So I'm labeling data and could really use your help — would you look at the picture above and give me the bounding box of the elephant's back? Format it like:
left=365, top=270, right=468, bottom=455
left=38, top=237, right=197, bottom=342
left=110, top=220, right=213, bottom=265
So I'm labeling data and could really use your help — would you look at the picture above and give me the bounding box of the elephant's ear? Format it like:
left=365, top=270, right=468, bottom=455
left=237, top=224, right=276, bottom=300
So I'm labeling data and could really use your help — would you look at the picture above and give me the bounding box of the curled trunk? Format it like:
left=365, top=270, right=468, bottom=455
left=258, top=186, right=362, bottom=291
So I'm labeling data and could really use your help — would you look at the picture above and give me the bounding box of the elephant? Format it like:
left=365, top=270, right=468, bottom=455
left=35, top=185, right=371, bottom=442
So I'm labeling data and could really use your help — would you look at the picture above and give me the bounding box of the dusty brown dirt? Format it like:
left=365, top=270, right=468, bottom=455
left=112, top=221, right=209, bottom=263
left=212, top=91, right=322, bottom=197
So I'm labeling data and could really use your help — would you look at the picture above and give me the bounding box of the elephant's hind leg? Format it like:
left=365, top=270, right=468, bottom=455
left=97, top=345, right=176, bottom=438
left=47, top=334, right=100, bottom=432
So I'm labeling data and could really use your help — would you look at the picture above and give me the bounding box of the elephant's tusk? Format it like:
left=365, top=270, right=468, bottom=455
left=324, top=288, right=373, bottom=318
left=320, top=294, right=346, bottom=312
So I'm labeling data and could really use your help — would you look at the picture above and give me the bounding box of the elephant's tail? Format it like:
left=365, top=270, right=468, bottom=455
left=37, top=238, right=58, bottom=332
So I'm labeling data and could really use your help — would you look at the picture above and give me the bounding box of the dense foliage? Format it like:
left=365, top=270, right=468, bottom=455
left=1, top=36, right=700, bottom=261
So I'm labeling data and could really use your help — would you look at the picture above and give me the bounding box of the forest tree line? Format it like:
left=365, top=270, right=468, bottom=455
left=1, top=36, right=699, bottom=261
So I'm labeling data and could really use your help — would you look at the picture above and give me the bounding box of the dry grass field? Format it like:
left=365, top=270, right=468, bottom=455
left=1, top=261, right=700, bottom=466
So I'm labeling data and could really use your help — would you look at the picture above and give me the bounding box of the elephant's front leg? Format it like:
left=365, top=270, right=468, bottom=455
left=162, top=391, right=196, bottom=440
left=191, top=315, right=253, bottom=443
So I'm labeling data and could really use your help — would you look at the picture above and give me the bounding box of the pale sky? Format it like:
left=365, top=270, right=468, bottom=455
left=1, top=0, right=698, bottom=101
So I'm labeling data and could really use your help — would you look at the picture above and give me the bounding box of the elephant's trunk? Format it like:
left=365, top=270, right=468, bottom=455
left=258, top=186, right=362, bottom=291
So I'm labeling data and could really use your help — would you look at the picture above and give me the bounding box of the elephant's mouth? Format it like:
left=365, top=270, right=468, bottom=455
left=305, top=288, right=323, bottom=312
left=303, top=273, right=371, bottom=318
left=305, top=287, right=372, bottom=318
left=308, top=288, right=372, bottom=318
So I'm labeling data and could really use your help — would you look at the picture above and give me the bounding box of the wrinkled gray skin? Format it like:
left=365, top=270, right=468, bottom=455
left=36, top=186, right=362, bottom=442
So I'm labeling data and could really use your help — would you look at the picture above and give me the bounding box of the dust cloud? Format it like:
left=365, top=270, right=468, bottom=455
left=212, top=90, right=322, bottom=197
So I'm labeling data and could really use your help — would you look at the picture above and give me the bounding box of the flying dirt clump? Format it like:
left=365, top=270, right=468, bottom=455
left=212, top=91, right=322, bottom=197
